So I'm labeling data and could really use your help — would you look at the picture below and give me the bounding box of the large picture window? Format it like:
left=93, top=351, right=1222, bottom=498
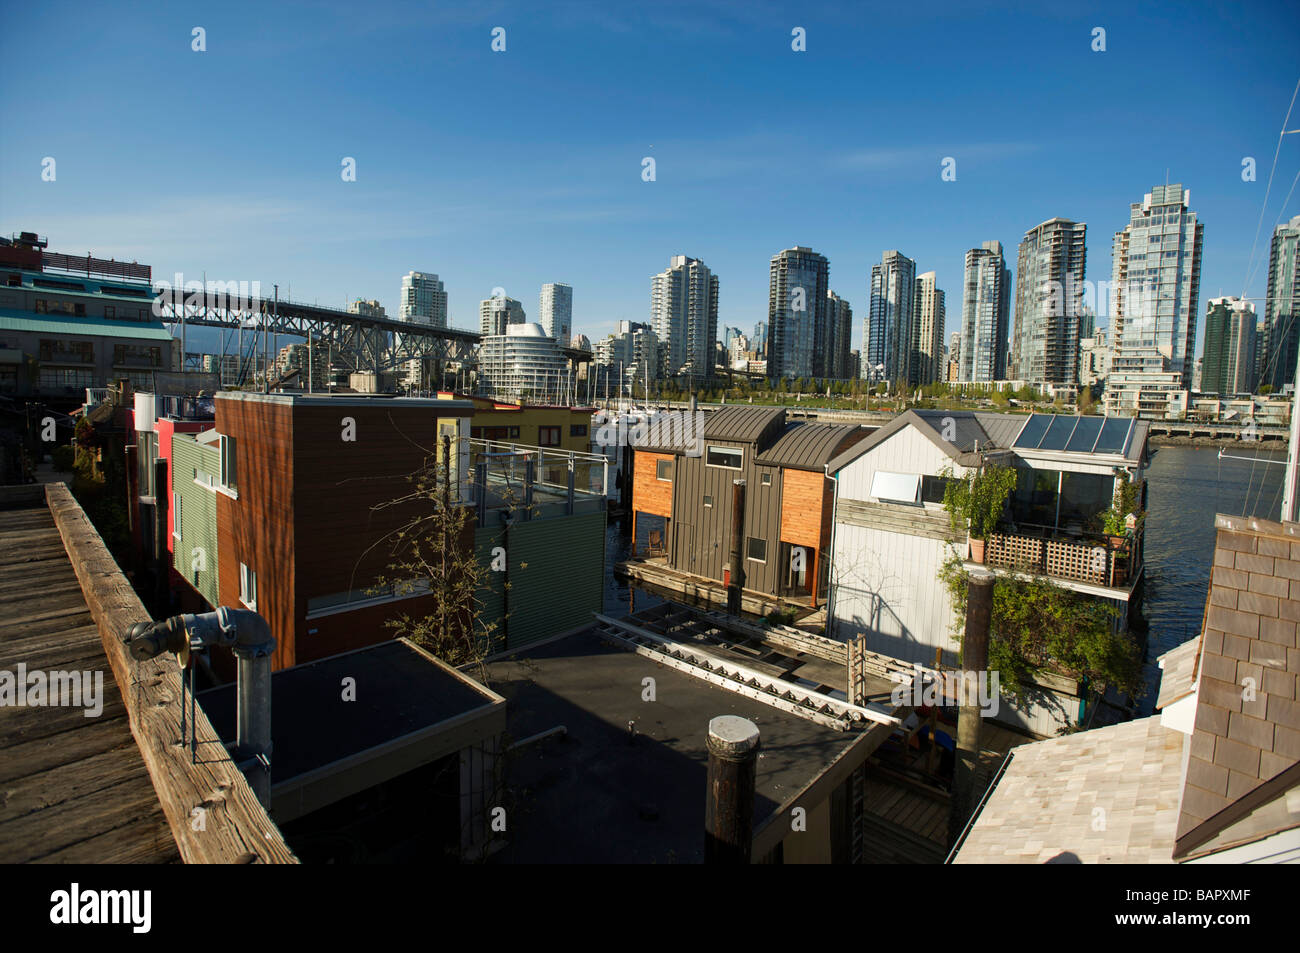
left=706, top=446, right=743, bottom=470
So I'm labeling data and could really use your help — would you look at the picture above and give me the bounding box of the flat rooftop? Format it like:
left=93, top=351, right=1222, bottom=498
left=486, top=627, right=868, bottom=863
left=199, top=639, right=505, bottom=822
left=0, top=487, right=176, bottom=862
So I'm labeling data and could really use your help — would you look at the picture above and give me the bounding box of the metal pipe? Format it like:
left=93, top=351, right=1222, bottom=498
left=124, top=606, right=276, bottom=808
left=727, top=479, right=747, bottom=615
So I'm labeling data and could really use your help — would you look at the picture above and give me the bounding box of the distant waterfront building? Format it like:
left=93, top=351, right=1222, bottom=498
left=275, top=339, right=330, bottom=389
left=478, top=322, right=566, bottom=400
left=539, top=283, right=572, bottom=344
left=1079, top=327, right=1111, bottom=389
left=959, top=241, right=1011, bottom=382
left=767, top=246, right=830, bottom=381
left=1261, top=214, right=1300, bottom=392
left=400, top=272, right=447, bottom=327
left=1104, top=184, right=1204, bottom=416
left=480, top=295, right=526, bottom=336
left=1201, top=297, right=1258, bottom=396
left=949, top=330, right=962, bottom=375
left=826, top=291, right=853, bottom=380
left=349, top=298, right=387, bottom=319
left=595, top=321, right=659, bottom=388
left=651, top=255, right=718, bottom=380
left=866, top=250, right=917, bottom=386
left=571, top=333, right=590, bottom=351
left=1011, top=219, right=1086, bottom=386
left=752, top=320, right=768, bottom=359
left=914, top=272, right=945, bottom=387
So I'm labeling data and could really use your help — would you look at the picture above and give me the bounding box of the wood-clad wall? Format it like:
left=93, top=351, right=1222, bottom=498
left=633, top=451, right=675, bottom=517
left=216, top=398, right=298, bottom=671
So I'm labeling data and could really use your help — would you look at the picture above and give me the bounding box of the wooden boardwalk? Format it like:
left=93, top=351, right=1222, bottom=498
left=0, top=495, right=179, bottom=863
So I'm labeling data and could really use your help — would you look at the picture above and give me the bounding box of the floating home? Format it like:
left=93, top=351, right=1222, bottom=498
left=826, top=410, right=1150, bottom=736
left=629, top=406, right=870, bottom=610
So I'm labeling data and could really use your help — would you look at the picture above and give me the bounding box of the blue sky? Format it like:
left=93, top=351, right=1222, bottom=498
left=2, top=0, right=1298, bottom=358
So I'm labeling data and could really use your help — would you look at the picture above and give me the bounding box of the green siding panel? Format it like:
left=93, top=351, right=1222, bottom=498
left=475, top=511, right=606, bottom=651
left=171, top=435, right=220, bottom=608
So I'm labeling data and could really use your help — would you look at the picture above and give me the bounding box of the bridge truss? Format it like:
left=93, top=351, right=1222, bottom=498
left=153, top=289, right=482, bottom=385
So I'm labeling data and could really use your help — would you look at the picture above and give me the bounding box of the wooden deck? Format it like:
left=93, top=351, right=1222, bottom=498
left=0, top=494, right=179, bottom=863
left=860, top=722, right=1037, bottom=864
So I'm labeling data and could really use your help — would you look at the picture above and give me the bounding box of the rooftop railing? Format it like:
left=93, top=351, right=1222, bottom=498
left=466, top=439, right=608, bottom=522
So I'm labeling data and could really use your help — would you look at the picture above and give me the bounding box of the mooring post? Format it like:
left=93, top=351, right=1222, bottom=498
left=949, top=569, right=994, bottom=848
left=705, top=715, right=759, bottom=864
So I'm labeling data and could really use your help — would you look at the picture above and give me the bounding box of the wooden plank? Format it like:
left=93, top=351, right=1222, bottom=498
left=36, top=814, right=180, bottom=864
left=0, top=772, right=171, bottom=863
left=0, top=718, right=140, bottom=784
left=0, top=745, right=162, bottom=818
left=43, top=484, right=298, bottom=864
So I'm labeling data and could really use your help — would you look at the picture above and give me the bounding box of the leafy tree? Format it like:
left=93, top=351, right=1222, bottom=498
left=940, top=463, right=1017, bottom=541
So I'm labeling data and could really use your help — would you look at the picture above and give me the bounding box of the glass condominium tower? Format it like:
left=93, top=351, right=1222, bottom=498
left=400, top=271, right=448, bottom=327
left=959, top=241, right=1011, bottom=382
left=539, top=282, right=573, bottom=345
left=866, top=250, right=916, bottom=386
left=1261, top=215, right=1300, bottom=392
left=914, top=271, right=945, bottom=387
left=767, top=246, right=829, bottom=381
left=651, top=255, right=719, bottom=380
left=1104, top=184, right=1203, bottom=415
left=1011, top=218, right=1086, bottom=386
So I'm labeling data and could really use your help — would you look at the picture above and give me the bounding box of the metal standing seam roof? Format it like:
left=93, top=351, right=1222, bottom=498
left=756, top=422, right=869, bottom=470
left=636, top=405, right=786, bottom=453
left=700, top=405, right=785, bottom=442
left=0, top=307, right=174, bottom=341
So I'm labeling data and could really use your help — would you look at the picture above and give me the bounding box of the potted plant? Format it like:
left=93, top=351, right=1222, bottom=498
left=1102, top=469, right=1144, bottom=547
left=941, top=463, right=1018, bottom=564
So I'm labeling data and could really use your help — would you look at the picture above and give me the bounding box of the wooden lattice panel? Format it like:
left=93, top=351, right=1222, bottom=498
left=987, top=533, right=1044, bottom=572
left=1045, top=538, right=1110, bottom=584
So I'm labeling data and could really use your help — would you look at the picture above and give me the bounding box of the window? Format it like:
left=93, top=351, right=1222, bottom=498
left=173, top=492, right=182, bottom=541
left=870, top=470, right=921, bottom=504
left=761, top=473, right=772, bottom=486
left=656, top=459, right=673, bottom=481
left=570, top=424, right=588, bottom=437
left=103, top=306, right=115, bottom=319
left=920, top=475, right=956, bottom=505
left=703, top=495, right=713, bottom=507
left=239, top=562, right=257, bottom=610
left=539, top=426, right=561, bottom=447
left=747, top=537, right=767, bottom=562
left=706, top=446, right=743, bottom=470
left=219, top=434, right=238, bottom=492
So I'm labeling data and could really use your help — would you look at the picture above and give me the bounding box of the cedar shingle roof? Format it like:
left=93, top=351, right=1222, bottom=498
left=1175, top=513, right=1300, bottom=855
left=956, top=511, right=1300, bottom=863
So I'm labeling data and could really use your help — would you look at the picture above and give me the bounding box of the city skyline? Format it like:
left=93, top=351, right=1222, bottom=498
left=2, top=2, right=1295, bottom=360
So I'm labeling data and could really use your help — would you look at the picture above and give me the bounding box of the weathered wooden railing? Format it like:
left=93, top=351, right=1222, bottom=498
left=45, top=483, right=297, bottom=864
left=985, top=528, right=1138, bottom=588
